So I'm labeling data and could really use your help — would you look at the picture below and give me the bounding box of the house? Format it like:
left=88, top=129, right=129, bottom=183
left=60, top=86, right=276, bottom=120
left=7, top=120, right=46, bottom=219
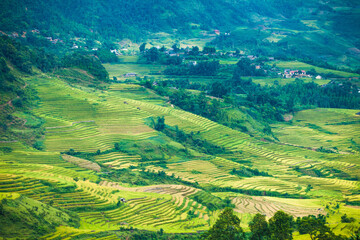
left=189, top=61, right=197, bottom=66
left=214, top=29, right=220, bottom=35
left=124, top=73, right=137, bottom=77
left=110, top=49, right=121, bottom=55
left=255, top=65, right=261, bottom=70
left=300, top=70, right=307, bottom=76
left=51, top=39, right=60, bottom=44
left=283, top=69, right=309, bottom=78
left=316, top=75, right=322, bottom=80
left=119, top=198, right=126, bottom=203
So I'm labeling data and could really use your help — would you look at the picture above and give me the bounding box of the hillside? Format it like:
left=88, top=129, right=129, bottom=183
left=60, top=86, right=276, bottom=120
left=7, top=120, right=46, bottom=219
left=0, top=42, right=359, bottom=238
left=1, top=0, right=360, bottom=69
left=1, top=2, right=360, bottom=239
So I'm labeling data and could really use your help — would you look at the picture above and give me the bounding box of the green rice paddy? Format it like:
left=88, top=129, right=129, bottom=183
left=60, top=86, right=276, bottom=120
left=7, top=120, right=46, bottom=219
left=1, top=62, right=359, bottom=238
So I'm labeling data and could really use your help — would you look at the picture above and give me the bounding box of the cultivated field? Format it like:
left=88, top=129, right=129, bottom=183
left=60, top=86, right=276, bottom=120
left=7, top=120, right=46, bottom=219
left=1, top=63, right=359, bottom=238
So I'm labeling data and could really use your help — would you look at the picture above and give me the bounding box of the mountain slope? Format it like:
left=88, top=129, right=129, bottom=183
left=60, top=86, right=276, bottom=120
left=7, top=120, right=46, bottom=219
left=1, top=0, right=359, bottom=69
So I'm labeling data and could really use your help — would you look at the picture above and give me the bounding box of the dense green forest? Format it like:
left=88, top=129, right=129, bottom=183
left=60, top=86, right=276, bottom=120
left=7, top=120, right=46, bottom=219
left=1, top=0, right=360, bottom=68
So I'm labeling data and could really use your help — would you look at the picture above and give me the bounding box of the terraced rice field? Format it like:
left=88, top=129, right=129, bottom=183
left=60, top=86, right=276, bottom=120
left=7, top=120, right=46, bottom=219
left=94, top=152, right=141, bottom=169
left=232, top=195, right=325, bottom=217
left=272, top=108, right=360, bottom=153
left=1, top=70, right=359, bottom=237
left=21, top=75, right=360, bottom=199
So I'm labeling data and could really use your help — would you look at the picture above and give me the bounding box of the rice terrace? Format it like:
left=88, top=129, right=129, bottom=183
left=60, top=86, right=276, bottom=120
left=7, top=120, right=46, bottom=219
left=0, top=0, right=360, bottom=239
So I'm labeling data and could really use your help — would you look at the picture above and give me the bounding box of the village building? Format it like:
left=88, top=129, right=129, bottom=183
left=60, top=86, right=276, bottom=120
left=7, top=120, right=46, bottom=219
left=110, top=49, right=121, bottom=56
left=124, top=73, right=137, bottom=77
left=246, top=55, right=257, bottom=60
left=283, top=69, right=309, bottom=78
left=189, top=61, right=197, bottom=66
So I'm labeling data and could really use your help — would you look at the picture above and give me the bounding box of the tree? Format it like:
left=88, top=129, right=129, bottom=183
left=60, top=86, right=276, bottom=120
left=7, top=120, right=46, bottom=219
left=341, top=214, right=355, bottom=223
left=154, top=116, right=165, bottom=131
left=210, top=81, right=228, bottom=98
left=298, top=215, right=346, bottom=240
left=114, top=142, right=120, bottom=150
left=145, top=47, right=160, bottom=62
left=203, top=46, right=216, bottom=54
left=189, top=46, right=200, bottom=56
left=269, top=211, right=293, bottom=240
left=172, top=43, right=179, bottom=53
left=249, top=213, right=270, bottom=240
left=202, top=207, right=245, bottom=240
left=159, top=46, right=166, bottom=52
left=139, top=43, right=147, bottom=53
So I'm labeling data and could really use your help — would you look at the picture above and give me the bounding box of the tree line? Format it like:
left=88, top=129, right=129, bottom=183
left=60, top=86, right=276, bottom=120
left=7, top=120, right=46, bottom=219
left=202, top=208, right=358, bottom=240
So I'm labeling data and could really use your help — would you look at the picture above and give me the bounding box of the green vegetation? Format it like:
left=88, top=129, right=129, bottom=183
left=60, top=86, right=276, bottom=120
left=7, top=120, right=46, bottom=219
left=189, top=191, right=234, bottom=211
left=202, top=207, right=245, bottom=240
left=0, top=7, right=359, bottom=239
left=62, top=52, right=109, bottom=82
left=0, top=194, right=79, bottom=239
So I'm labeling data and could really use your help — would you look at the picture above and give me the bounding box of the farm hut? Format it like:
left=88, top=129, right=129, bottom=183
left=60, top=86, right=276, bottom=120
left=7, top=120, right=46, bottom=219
left=124, top=73, right=137, bottom=77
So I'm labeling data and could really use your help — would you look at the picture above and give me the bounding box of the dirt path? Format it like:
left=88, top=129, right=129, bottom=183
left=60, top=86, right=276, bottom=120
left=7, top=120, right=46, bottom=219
left=0, top=96, right=20, bottom=109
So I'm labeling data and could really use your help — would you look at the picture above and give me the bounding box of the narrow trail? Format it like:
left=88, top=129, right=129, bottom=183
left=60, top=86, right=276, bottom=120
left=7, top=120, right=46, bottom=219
left=0, top=96, right=19, bottom=109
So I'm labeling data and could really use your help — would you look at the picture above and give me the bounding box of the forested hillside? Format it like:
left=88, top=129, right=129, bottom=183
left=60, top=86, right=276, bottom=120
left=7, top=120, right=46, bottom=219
left=1, top=0, right=360, bottom=68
